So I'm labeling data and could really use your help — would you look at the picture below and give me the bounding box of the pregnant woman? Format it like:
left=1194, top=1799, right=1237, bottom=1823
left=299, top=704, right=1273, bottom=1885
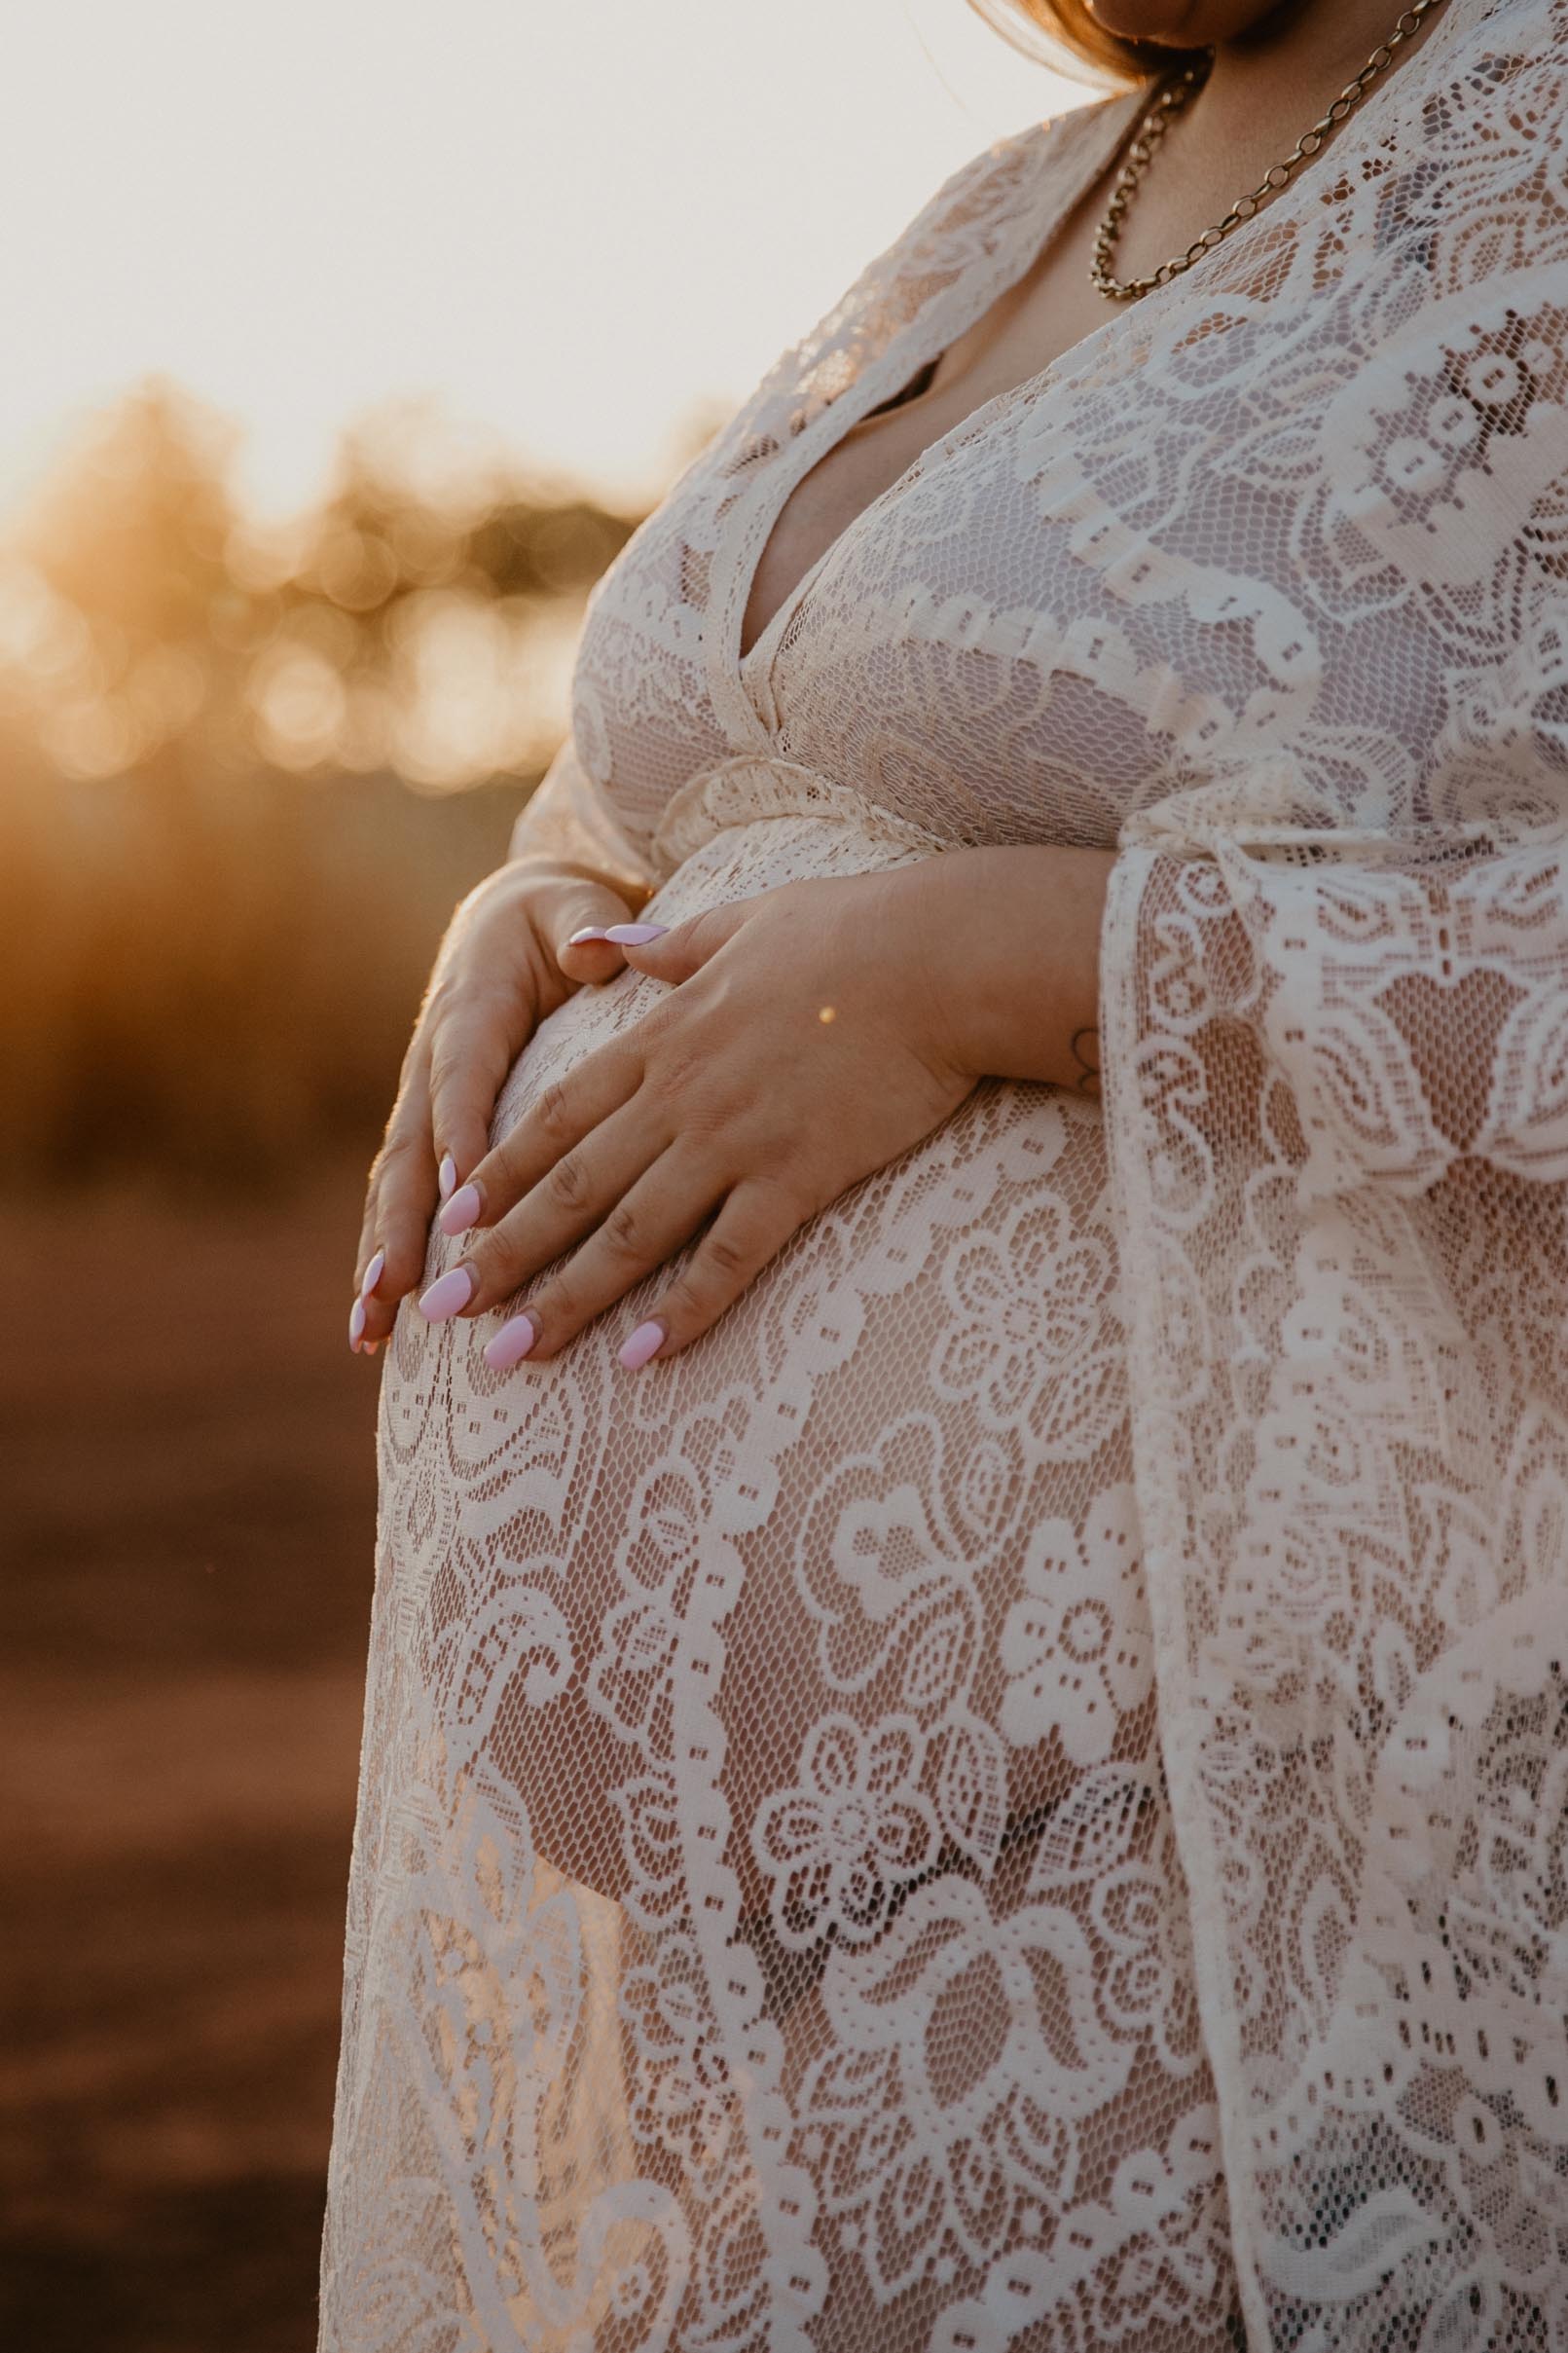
left=322, top=2, right=1568, bottom=2345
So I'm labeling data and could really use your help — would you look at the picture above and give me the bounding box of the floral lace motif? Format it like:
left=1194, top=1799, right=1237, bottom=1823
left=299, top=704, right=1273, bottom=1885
left=323, top=5, right=1568, bottom=2344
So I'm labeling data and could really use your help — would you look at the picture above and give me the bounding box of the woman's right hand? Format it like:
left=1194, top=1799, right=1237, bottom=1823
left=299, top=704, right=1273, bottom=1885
left=348, top=859, right=646, bottom=1353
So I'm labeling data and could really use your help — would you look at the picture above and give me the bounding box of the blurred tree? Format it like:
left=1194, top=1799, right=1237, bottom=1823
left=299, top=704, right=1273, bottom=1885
left=0, top=376, right=656, bottom=1188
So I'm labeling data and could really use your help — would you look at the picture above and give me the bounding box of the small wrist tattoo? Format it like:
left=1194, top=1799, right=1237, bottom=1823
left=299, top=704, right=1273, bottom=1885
left=1070, top=1025, right=1102, bottom=1100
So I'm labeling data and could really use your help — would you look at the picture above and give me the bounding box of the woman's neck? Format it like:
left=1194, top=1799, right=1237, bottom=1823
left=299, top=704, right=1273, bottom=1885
left=1170, top=0, right=1451, bottom=196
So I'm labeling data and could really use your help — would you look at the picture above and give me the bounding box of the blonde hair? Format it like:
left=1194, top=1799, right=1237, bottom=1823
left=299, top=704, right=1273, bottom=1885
left=966, top=0, right=1201, bottom=85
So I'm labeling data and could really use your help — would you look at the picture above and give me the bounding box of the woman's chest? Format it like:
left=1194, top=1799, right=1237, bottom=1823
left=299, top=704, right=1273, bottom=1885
left=739, top=178, right=1122, bottom=667
left=735, top=71, right=1357, bottom=678
left=751, top=317, right=1473, bottom=855
left=575, top=337, right=1450, bottom=867
left=572, top=129, right=1520, bottom=864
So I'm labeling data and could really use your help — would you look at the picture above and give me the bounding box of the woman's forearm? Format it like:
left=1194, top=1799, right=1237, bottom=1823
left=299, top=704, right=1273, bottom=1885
left=908, top=843, right=1116, bottom=1098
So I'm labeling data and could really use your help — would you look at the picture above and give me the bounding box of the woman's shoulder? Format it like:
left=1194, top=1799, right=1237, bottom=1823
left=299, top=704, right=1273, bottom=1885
left=898, top=90, right=1139, bottom=259
left=777, top=91, right=1140, bottom=380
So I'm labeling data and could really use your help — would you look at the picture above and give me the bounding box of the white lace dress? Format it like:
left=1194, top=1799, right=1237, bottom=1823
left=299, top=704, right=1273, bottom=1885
left=322, top=6, right=1568, bottom=2344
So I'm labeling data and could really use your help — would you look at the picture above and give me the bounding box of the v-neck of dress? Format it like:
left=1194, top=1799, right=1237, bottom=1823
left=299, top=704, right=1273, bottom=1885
left=710, top=90, right=1148, bottom=746
left=709, top=0, right=1482, bottom=754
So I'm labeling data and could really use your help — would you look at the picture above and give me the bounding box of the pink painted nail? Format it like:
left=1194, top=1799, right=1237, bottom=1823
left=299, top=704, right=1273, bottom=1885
left=483, top=1312, right=537, bottom=1370
left=438, top=1152, right=457, bottom=1199
left=360, top=1247, right=385, bottom=1298
left=603, top=923, right=669, bottom=945
left=567, top=926, right=612, bottom=944
left=419, top=1264, right=476, bottom=1322
left=362, top=1340, right=380, bottom=1357
left=348, top=1297, right=368, bottom=1347
left=618, top=1318, right=666, bottom=1371
left=439, top=1182, right=481, bottom=1237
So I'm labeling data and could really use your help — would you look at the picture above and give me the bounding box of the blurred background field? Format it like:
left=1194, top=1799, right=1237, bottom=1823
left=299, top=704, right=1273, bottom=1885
left=0, top=3, right=1064, bottom=2346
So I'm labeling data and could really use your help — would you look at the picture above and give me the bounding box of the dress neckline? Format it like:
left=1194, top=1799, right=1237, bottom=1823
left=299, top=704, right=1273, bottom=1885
left=713, top=0, right=1483, bottom=748
left=729, top=92, right=1145, bottom=698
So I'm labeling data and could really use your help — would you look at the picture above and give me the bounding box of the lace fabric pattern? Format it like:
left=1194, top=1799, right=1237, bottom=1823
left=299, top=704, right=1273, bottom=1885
left=322, top=4, right=1568, bottom=2344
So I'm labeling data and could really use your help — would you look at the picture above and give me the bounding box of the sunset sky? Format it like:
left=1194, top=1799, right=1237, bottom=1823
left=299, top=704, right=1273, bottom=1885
left=4, top=0, right=1077, bottom=521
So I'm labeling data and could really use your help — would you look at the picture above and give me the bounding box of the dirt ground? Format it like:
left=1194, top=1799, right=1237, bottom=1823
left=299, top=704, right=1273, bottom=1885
left=2, top=1163, right=383, bottom=2353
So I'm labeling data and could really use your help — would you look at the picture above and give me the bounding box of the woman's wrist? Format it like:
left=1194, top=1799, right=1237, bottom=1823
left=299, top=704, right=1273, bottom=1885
left=902, top=843, right=1116, bottom=1094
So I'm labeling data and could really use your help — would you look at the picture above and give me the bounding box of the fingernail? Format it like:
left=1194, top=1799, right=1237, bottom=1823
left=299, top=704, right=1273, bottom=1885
left=348, top=1297, right=367, bottom=1347
left=419, top=1265, right=476, bottom=1322
left=360, top=1247, right=385, bottom=1299
left=438, top=1152, right=457, bottom=1199
left=603, top=923, right=669, bottom=945
left=439, top=1181, right=481, bottom=1237
left=618, top=1318, right=666, bottom=1371
left=483, top=1311, right=537, bottom=1370
left=362, top=1339, right=380, bottom=1357
left=567, top=925, right=611, bottom=944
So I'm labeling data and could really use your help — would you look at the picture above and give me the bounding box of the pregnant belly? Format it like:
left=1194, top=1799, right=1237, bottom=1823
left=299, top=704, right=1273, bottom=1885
left=377, top=816, right=1141, bottom=1910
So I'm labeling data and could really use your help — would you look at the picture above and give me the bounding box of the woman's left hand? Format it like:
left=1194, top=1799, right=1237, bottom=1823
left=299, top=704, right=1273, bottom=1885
left=415, top=861, right=979, bottom=1369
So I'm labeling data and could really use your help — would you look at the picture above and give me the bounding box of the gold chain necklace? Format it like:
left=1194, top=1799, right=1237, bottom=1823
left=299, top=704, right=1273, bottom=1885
left=1089, top=0, right=1448, bottom=303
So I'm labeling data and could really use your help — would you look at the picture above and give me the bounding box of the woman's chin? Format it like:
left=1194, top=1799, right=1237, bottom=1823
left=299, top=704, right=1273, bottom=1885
left=1088, top=0, right=1278, bottom=41
left=1088, top=0, right=1199, bottom=34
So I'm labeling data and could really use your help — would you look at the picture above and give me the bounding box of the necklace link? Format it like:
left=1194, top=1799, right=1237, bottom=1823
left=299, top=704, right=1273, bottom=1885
left=1089, top=0, right=1447, bottom=303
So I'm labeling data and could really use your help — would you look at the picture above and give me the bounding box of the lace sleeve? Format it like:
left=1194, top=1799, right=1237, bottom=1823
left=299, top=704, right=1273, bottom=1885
left=505, top=731, right=656, bottom=904
left=1100, top=786, right=1568, bottom=2342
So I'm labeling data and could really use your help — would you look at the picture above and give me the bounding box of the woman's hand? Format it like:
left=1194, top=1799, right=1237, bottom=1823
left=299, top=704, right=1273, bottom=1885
left=348, top=858, right=650, bottom=1353
left=412, top=843, right=1113, bottom=1370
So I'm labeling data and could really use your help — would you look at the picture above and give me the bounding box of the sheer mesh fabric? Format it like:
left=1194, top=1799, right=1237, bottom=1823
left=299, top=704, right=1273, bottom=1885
left=321, top=4, right=1568, bottom=2342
